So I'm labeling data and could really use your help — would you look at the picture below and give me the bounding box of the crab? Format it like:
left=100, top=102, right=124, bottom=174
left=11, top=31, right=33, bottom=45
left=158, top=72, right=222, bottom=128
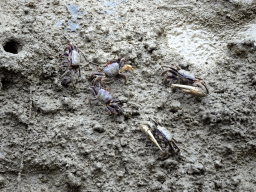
left=161, top=65, right=209, bottom=97
left=60, top=72, right=79, bottom=87
left=139, top=118, right=180, bottom=156
left=59, top=43, right=87, bottom=87
left=88, top=84, right=124, bottom=114
left=91, top=56, right=134, bottom=86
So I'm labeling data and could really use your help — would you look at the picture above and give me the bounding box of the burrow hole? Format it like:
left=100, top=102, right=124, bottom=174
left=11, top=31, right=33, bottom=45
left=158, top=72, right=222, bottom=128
left=3, top=39, right=22, bottom=54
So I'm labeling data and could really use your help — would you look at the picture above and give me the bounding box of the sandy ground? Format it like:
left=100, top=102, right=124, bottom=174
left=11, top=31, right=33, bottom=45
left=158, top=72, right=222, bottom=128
left=0, top=0, right=256, bottom=191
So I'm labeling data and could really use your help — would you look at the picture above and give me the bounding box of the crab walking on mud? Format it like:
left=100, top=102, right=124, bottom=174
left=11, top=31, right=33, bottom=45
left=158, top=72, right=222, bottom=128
left=139, top=119, right=180, bottom=156
left=88, top=84, right=124, bottom=114
left=91, top=56, right=134, bottom=86
left=59, top=43, right=87, bottom=87
left=161, top=65, right=209, bottom=97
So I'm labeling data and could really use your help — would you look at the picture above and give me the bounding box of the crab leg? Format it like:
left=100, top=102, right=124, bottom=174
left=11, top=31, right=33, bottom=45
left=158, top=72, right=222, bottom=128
left=171, top=84, right=207, bottom=97
left=163, top=75, right=178, bottom=84
left=60, top=65, right=69, bottom=68
left=170, top=139, right=180, bottom=153
left=88, top=88, right=97, bottom=103
left=118, top=73, right=128, bottom=84
left=77, top=48, right=87, bottom=60
left=97, top=67, right=104, bottom=72
left=92, top=76, right=105, bottom=86
left=111, top=99, right=121, bottom=103
left=109, top=103, right=124, bottom=114
left=120, top=65, right=134, bottom=73
left=60, top=70, right=71, bottom=79
left=139, top=123, right=163, bottom=151
left=88, top=87, right=97, bottom=96
left=60, top=53, right=69, bottom=58
left=91, top=72, right=104, bottom=78
left=71, top=71, right=79, bottom=85
left=101, top=78, right=114, bottom=86
left=106, top=106, right=116, bottom=114
left=60, top=60, right=70, bottom=64
left=78, top=68, right=81, bottom=77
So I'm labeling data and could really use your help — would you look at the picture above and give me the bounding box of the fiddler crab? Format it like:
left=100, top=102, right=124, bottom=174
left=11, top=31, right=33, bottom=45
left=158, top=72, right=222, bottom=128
left=139, top=118, right=180, bottom=156
left=91, top=56, right=134, bottom=86
left=161, top=65, right=209, bottom=97
left=88, top=84, right=124, bottom=115
left=59, top=43, right=87, bottom=87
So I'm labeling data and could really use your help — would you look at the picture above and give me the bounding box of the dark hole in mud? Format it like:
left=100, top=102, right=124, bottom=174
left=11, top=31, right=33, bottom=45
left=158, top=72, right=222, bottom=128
left=24, top=9, right=29, bottom=15
left=61, top=76, right=72, bottom=87
left=3, top=40, right=22, bottom=54
left=1, top=78, right=12, bottom=90
left=0, top=69, right=29, bottom=90
left=67, top=184, right=81, bottom=192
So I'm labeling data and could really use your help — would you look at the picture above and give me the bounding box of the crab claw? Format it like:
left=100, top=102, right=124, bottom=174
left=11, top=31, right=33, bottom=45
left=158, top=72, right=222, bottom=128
left=171, top=83, right=208, bottom=97
left=139, top=123, right=163, bottom=151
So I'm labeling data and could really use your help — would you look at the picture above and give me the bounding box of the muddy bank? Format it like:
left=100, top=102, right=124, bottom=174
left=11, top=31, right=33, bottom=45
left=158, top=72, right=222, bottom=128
left=0, top=0, right=256, bottom=191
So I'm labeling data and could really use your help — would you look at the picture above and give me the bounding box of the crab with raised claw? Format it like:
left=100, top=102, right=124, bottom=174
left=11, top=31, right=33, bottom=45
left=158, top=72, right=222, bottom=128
left=91, top=56, right=134, bottom=86
left=161, top=65, right=209, bottom=97
left=59, top=42, right=87, bottom=87
left=88, top=84, right=124, bottom=114
left=139, top=118, right=180, bottom=156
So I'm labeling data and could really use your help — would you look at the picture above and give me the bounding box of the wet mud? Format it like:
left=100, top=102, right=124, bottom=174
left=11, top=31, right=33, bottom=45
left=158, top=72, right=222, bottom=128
left=0, top=0, right=256, bottom=191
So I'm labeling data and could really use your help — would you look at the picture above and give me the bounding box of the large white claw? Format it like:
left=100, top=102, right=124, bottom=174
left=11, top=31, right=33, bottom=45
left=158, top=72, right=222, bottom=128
left=171, top=84, right=207, bottom=97
left=139, top=123, right=163, bottom=151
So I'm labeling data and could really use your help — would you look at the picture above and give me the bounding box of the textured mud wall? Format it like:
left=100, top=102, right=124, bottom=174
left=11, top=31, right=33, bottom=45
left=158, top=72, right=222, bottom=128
left=0, top=0, right=256, bottom=191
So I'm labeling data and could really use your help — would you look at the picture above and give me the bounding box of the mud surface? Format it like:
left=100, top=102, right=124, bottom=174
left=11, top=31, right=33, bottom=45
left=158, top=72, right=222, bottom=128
left=0, top=0, right=256, bottom=191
